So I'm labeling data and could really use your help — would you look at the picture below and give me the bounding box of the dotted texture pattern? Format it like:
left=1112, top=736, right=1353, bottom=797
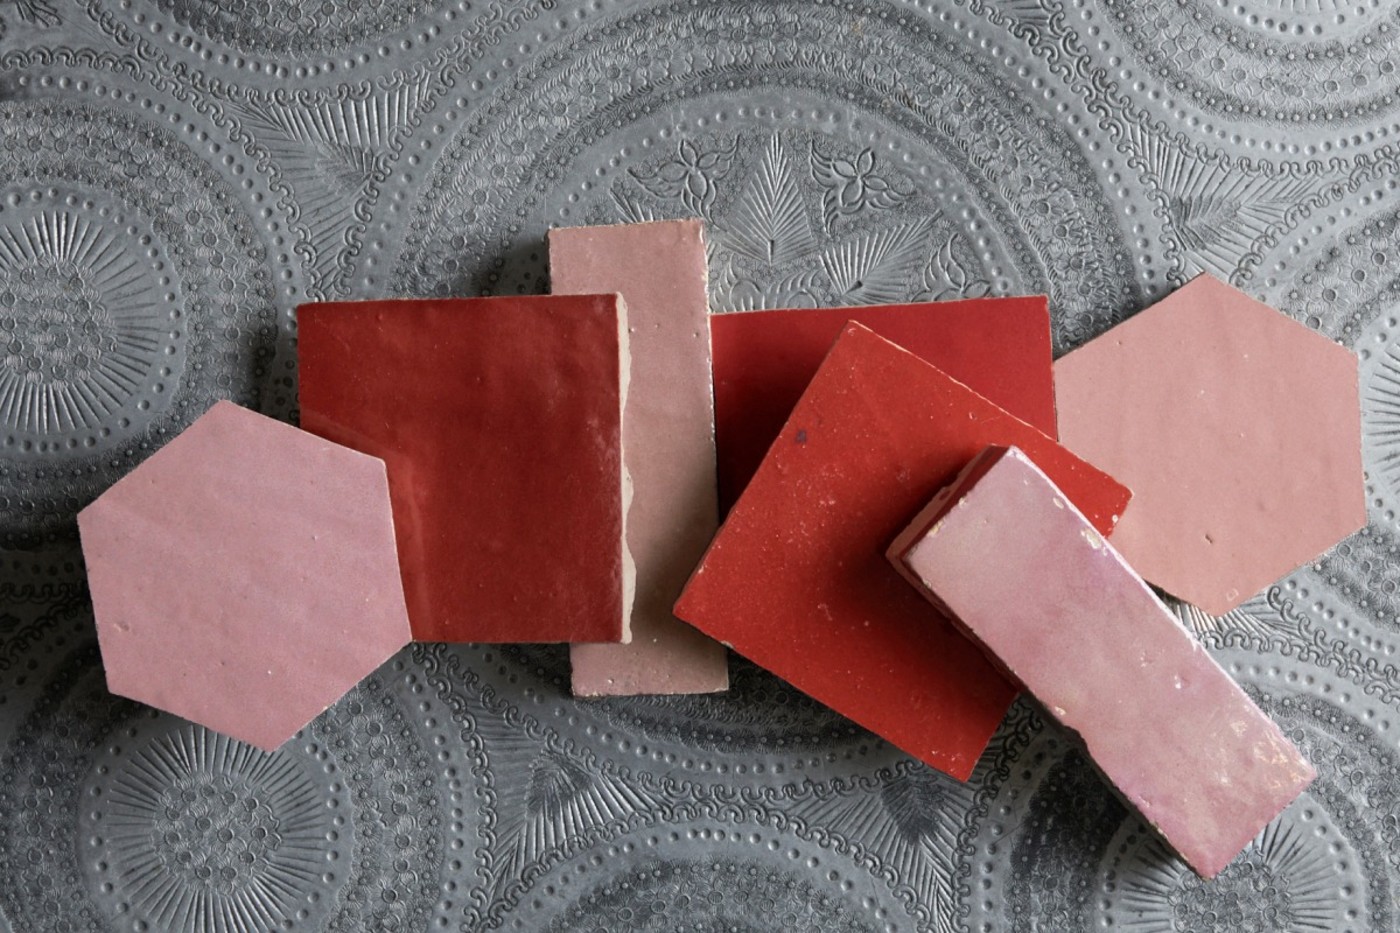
left=0, top=0, right=1396, bottom=929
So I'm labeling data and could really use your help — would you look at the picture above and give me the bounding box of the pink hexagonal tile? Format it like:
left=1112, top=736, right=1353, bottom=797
left=1055, top=273, right=1366, bottom=616
left=78, top=401, right=411, bottom=751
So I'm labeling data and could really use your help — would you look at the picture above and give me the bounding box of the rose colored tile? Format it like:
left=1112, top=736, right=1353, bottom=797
left=298, top=295, right=630, bottom=643
left=1055, top=273, right=1365, bottom=615
left=710, top=296, right=1055, bottom=513
left=78, top=401, right=411, bottom=752
left=673, top=323, right=1130, bottom=781
left=549, top=220, right=728, bottom=696
left=892, top=445, right=1315, bottom=877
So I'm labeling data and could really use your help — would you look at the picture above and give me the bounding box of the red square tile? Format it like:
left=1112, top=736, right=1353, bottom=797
left=298, top=296, right=629, bottom=643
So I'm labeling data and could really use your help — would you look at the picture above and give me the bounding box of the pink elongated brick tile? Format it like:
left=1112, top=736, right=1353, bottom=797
left=892, top=445, right=1315, bottom=878
left=549, top=220, right=728, bottom=695
left=675, top=323, right=1129, bottom=781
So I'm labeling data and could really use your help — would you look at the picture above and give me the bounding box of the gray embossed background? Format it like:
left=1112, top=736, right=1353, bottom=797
left=0, top=0, right=1396, bottom=929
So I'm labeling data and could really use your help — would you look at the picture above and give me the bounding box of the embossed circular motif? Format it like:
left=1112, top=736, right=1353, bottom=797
left=1096, top=816, right=1362, bottom=932
left=100, top=0, right=450, bottom=57
left=149, top=774, right=286, bottom=892
left=1095, top=0, right=1400, bottom=128
left=0, top=101, right=278, bottom=549
left=962, top=659, right=1394, bottom=930
left=2, top=253, right=113, bottom=387
left=0, top=197, right=185, bottom=456
left=1166, top=858, right=1296, bottom=932
left=0, top=647, right=468, bottom=932
left=397, top=0, right=1142, bottom=351
left=88, top=724, right=347, bottom=927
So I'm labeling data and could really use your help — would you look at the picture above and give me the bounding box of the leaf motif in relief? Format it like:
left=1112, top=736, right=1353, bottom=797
left=722, top=135, right=817, bottom=266
left=468, top=698, right=659, bottom=902
left=313, top=142, right=387, bottom=199
left=820, top=218, right=935, bottom=305
left=790, top=765, right=970, bottom=933
left=227, top=78, right=432, bottom=293
left=12, top=0, right=59, bottom=26
left=610, top=188, right=661, bottom=225
left=920, top=233, right=990, bottom=301
left=1132, top=126, right=1323, bottom=279
left=523, top=750, right=594, bottom=823
left=491, top=748, right=656, bottom=888
left=810, top=143, right=910, bottom=233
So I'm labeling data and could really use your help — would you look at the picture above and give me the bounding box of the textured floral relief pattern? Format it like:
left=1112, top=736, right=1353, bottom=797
left=1, top=0, right=1400, bottom=930
left=1094, top=0, right=1400, bottom=128
left=106, top=0, right=449, bottom=58
left=613, top=132, right=985, bottom=313
left=396, top=0, right=1145, bottom=349
left=0, top=100, right=279, bottom=551
left=1124, top=124, right=1344, bottom=283
left=224, top=74, right=438, bottom=299
left=962, top=655, right=1399, bottom=931
left=0, top=0, right=60, bottom=42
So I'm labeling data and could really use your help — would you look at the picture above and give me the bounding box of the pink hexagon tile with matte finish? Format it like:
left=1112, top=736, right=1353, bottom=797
left=77, top=400, right=412, bottom=751
left=1054, top=273, right=1366, bottom=616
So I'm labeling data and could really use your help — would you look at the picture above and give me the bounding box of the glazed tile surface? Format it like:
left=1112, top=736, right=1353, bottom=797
left=0, top=0, right=1397, bottom=929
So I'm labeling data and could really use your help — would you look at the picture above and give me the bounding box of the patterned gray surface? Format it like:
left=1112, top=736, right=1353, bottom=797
left=0, top=0, right=1396, bottom=929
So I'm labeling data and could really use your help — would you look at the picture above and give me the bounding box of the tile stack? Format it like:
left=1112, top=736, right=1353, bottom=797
left=77, top=219, right=1364, bottom=879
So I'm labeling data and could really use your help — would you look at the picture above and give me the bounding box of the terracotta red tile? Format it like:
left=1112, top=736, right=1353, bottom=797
left=78, top=401, right=411, bottom=751
left=673, top=323, right=1130, bottom=780
left=710, top=296, right=1055, bottom=513
left=298, top=295, right=630, bottom=643
left=1055, top=273, right=1365, bottom=615
left=549, top=220, right=728, bottom=695
left=892, top=445, right=1315, bottom=877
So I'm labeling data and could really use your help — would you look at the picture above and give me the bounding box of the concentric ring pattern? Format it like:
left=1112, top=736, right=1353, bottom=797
left=1, top=0, right=1397, bottom=929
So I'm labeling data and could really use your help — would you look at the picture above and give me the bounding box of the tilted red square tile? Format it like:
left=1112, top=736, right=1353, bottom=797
left=674, top=323, right=1130, bottom=780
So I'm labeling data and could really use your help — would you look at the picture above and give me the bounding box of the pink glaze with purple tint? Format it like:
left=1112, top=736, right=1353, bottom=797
left=894, top=445, right=1316, bottom=878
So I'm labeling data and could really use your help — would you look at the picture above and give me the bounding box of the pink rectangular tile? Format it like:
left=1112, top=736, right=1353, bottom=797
left=892, top=445, right=1315, bottom=877
left=549, top=220, right=728, bottom=695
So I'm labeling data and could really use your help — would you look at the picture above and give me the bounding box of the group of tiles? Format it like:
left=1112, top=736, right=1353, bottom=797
left=78, top=219, right=1365, bottom=878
